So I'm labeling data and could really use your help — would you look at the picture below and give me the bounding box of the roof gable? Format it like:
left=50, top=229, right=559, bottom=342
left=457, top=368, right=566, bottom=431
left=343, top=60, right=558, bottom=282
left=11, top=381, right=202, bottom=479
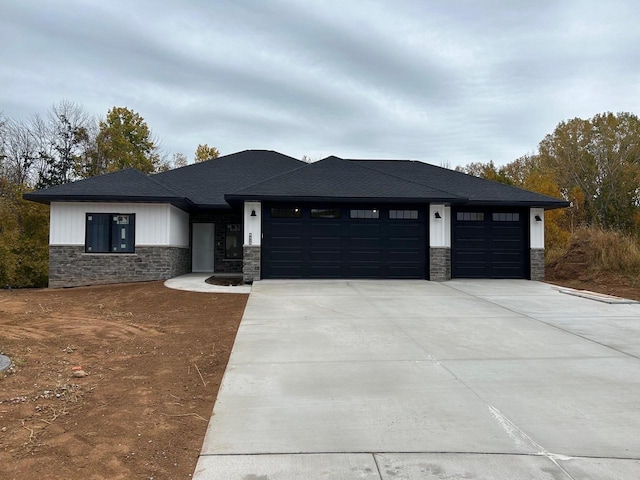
left=226, top=156, right=464, bottom=203
left=151, top=150, right=305, bottom=207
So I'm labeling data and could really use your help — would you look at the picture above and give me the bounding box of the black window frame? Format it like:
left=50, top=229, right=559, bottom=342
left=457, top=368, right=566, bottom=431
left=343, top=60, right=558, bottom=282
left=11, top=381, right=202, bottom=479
left=85, top=213, right=136, bottom=254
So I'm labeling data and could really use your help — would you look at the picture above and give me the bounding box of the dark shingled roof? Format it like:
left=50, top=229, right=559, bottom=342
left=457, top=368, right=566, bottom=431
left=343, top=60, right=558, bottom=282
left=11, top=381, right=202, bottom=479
left=24, top=150, right=569, bottom=210
left=23, top=168, right=188, bottom=207
left=151, top=150, right=305, bottom=208
left=350, top=159, right=569, bottom=208
left=226, top=156, right=464, bottom=203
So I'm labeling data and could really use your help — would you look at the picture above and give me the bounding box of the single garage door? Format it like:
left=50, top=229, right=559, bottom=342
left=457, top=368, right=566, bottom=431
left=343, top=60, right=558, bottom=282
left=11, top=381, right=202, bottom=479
left=262, top=205, right=426, bottom=279
left=452, top=208, right=528, bottom=279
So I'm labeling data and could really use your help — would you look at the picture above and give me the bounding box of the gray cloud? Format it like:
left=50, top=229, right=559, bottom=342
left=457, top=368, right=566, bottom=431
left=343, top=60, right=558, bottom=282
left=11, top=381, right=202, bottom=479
left=1, top=0, right=639, bottom=166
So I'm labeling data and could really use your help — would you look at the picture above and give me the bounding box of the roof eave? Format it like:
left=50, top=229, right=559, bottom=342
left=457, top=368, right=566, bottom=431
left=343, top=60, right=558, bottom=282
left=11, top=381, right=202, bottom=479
left=22, top=193, right=193, bottom=210
left=225, top=194, right=466, bottom=204
left=462, top=199, right=570, bottom=210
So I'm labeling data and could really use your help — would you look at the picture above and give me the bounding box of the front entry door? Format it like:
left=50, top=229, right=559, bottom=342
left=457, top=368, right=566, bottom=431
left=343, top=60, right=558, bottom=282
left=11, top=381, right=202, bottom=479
left=192, top=223, right=215, bottom=272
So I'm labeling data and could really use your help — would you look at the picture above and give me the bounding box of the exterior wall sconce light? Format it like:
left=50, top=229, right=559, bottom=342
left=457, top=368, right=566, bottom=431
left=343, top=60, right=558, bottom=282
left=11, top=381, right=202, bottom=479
left=535, top=215, right=542, bottom=221
left=251, top=209, right=257, bottom=217
left=434, top=211, right=442, bottom=219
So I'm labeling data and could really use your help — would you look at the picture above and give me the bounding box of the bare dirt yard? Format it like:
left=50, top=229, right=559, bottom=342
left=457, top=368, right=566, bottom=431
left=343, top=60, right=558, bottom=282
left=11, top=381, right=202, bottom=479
left=0, top=282, right=247, bottom=480
left=1, top=272, right=637, bottom=480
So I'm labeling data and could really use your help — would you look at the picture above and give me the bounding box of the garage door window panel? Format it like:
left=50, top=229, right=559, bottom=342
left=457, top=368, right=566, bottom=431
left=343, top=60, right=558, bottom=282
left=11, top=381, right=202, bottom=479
left=492, top=213, right=520, bottom=222
left=457, top=212, right=485, bottom=221
left=311, top=208, right=341, bottom=219
left=271, top=207, right=302, bottom=218
left=350, top=209, right=380, bottom=219
left=389, top=210, right=418, bottom=219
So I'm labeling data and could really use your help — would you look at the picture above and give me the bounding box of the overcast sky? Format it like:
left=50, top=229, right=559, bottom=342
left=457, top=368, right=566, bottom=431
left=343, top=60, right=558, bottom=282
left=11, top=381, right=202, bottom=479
left=1, top=0, right=639, bottom=167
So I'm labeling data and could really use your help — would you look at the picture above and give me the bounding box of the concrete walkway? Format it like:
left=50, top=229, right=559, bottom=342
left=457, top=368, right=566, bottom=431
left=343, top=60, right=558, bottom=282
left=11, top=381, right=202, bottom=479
left=193, top=280, right=640, bottom=479
left=164, top=273, right=251, bottom=294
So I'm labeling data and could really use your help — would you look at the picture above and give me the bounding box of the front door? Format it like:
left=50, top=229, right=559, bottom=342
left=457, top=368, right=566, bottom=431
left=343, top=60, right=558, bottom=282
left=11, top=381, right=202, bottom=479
left=192, top=223, right=215, bottom=272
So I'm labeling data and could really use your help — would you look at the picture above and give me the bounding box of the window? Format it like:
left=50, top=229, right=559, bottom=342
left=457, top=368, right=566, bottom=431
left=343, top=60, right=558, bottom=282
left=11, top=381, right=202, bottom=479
left=492, top=213, right=520, bottom=222
left=311, top=208, right=341, bottom=219
left=350, top=209, right=379, bottom=219
left=225, top=224, right=242, bottom=259
left=389, top=209, right=418, bottom=219
left=456, top=212, right=484, bottom=221
left=86, top=213, right=135, bottom=253
left=271, top=207, right=302, bottom=218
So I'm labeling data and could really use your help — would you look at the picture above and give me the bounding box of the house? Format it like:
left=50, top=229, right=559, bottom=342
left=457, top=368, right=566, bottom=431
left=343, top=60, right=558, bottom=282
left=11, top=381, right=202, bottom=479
left=24, top=150, right=569, bottom=288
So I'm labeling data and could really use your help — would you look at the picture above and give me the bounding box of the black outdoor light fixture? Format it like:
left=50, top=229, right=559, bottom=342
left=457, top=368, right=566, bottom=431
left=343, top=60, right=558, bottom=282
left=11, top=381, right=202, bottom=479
left=434, top=211, right=442, bottom=219
left=250, top=209, right=257, bottom=217
left=535, top=215, right=542, bottom=221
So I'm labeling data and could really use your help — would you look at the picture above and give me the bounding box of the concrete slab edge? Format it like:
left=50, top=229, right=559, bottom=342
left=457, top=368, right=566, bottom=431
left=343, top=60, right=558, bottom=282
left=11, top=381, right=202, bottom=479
left=557, top=287, right=639, bottom=304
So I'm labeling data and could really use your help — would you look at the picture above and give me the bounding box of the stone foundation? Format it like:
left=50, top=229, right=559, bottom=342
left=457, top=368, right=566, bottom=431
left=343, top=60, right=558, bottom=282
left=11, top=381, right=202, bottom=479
left=243, top=245, right=261, bottom=283
left=429, top=247, right=451, bottom=281
left=530, top=248, right=545, bottom=281
left=49, top=245, right=191, bottom=288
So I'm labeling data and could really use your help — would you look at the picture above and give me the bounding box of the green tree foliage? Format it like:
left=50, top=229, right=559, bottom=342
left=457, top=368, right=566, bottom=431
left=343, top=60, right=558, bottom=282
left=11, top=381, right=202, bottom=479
left=457, top=112, right=640, bottom=256
left=537, top=112, right=640, bottom=232
left=0, top=179, right=49, bottom=287
left=455, top=160, right=513, bottom=185
left=194, top=144, right=220, bottom=163
left=95, top=107, right=160, bottom=174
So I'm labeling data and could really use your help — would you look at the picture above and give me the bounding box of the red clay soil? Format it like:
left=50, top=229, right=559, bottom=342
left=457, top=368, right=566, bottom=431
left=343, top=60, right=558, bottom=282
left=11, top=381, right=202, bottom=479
left=0, top=282, right=247, bottom=480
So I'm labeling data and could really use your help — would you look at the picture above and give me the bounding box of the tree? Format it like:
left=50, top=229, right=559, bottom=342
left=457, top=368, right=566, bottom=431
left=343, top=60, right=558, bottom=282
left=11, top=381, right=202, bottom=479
left=0, top=179, right=49, bottom=287
left=35, top=100, right=92, bottom=187
left=96, top=107, right=160, bottom=174
left=1, top=118, right=38, bottom=185
left=537, top=112, right=640, bottom=231
left=172, top=152, right=188, bottom=168
left=455, top=160, right=513, bottom=185
left=194, top=144, right=220, bottom=163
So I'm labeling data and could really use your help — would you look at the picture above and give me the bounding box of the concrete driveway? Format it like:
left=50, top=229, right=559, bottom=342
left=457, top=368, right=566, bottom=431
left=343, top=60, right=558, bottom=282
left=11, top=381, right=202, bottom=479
left=193, top=280, right=640, bottom=479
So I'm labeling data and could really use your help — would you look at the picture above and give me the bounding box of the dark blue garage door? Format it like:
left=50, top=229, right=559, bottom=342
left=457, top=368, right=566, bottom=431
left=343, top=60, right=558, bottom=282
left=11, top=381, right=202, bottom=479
left=262, top=205, right=426, bottom=279
left=452, top=208, right=528, bottom=279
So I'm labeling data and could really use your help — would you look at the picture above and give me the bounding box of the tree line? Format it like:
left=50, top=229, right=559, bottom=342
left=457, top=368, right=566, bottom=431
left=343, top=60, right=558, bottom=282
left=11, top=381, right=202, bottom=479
left=0, top=100, right=219, bottom=188
left=456, top=112, right=640, bottom=251
left=1, top=104, right=638, bottom=287
left=0, top=100, right=220, bottom=287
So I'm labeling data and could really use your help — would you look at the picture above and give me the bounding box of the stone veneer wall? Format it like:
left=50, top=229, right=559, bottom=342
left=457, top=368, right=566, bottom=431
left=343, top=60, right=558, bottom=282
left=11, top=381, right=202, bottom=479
left=191, top=210, right=243, bottom=274
left=49, top=246, right=191, bottom=288
left=530, top=248, right=545, bottom=281
left=242, top=245, right=261, bottom=283
left=429, top=247, right=451, bottom=281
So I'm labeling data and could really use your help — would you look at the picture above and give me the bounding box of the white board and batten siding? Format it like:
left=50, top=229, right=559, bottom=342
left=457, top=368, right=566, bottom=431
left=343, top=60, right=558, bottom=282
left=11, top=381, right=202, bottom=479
left=50, top=202, right=189, bottom=248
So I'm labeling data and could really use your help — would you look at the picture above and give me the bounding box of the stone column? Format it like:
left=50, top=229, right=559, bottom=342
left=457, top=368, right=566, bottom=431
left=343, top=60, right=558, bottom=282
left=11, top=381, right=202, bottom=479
left=429, top=247, right=451, bottom=281
left=243, top=245, right=261, bottom=283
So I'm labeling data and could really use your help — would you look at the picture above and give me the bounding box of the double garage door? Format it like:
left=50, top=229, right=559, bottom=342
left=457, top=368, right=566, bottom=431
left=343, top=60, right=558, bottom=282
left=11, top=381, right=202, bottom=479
left=261, top=205, right=529, bottom=279
left=262, top=205, right=426, bottom=279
